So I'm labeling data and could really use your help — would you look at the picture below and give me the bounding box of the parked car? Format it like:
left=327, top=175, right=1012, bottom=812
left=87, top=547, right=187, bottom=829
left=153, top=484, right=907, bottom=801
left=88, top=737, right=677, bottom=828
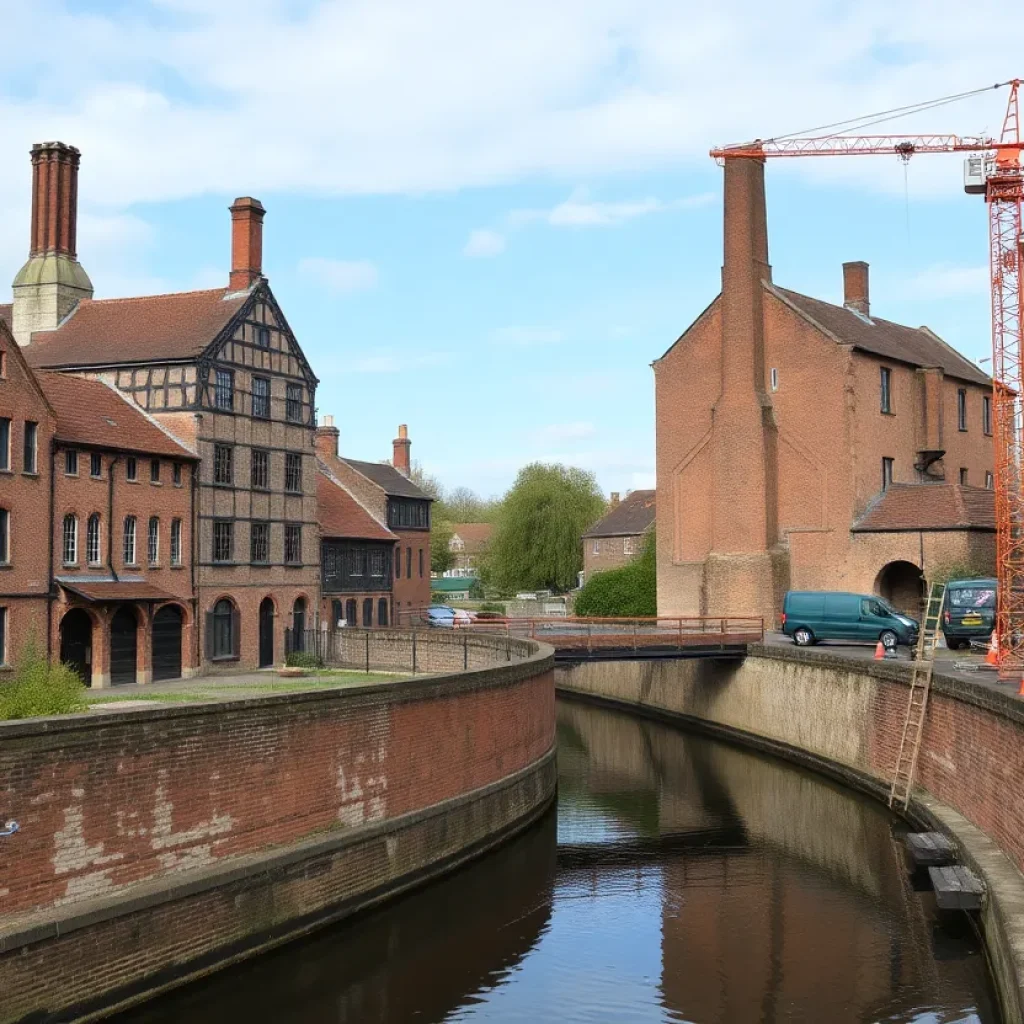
left=782, top=591, right=919, bottom=649
left=424, top=606, right=457, bottom=628
left=942, top=578, right=996, bottom=649
left=452, top=608, right=475, bottom=627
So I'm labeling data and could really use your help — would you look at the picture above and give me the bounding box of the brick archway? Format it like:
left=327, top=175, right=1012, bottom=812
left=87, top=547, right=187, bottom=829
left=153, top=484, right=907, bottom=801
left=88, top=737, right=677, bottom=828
left=875, top=561, right=924, bottom=618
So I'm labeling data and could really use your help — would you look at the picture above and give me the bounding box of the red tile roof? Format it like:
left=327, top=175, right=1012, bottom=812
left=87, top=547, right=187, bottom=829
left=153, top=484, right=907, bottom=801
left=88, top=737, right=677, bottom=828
left=23, top=289, right=248, bottom=369
left=583, top=490, right=656, bottom=538
left=317, top=471, right=396, bottom=541
left=59, top=580, right=181, bottom=603
left=450, top=523, right=493, bottom=553
left=853, top=483, right=995, bottom=533
left=0, top=304, right=11, bottom=328
left=36, top=372, right=195, bottom=459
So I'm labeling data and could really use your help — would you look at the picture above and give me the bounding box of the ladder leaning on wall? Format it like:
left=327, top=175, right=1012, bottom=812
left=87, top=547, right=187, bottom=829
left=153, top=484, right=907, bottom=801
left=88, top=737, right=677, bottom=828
left=888, top=583, right=945, bottom=811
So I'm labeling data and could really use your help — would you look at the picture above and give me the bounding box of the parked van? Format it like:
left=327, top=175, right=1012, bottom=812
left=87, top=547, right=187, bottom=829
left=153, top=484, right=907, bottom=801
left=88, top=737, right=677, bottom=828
left=782, top=591, right=919, bottom=648
left=942, top=578, right=996, bottom=650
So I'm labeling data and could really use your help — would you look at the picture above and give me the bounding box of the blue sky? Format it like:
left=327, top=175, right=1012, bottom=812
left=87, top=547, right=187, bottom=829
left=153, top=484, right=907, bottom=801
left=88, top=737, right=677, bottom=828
left=1, top=1, right=1019, bottom=498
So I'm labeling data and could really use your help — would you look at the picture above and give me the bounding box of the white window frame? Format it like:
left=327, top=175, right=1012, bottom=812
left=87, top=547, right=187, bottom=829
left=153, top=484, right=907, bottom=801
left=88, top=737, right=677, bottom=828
left=148, top=516, right=160, bottom=565
left=592, top=539, right=600, bottom=555
left=123, top=516, right=137, bottom=566
left=63, top=514, right=78, bottom=566
left=623, top=536, right=636, bottom=556
left=770, top=367, right=779, bottom=392
left=171, top=518, right=182, bottom=566
left=87, top=514, right=101, bottom=566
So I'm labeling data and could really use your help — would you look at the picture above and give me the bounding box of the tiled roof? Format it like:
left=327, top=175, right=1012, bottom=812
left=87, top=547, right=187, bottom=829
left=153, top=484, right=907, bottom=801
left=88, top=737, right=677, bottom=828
left=59, top=580, right=181, bottom=603
left=317, top=471, right=396, bottom=541
left=772, top=286, right=990, bottom=386
left=36, top=372, right=195, bottom=459
left=450, top=523, right=493, bottom=552
left=342, top=458, right=433, bottom=500
left=0, top=304, right=11, bottom=328
left=22, top=288, right=248, bottom=369
left=852, top=483, right=995, bottom=533
left=583, top=490, right=656, bottom=538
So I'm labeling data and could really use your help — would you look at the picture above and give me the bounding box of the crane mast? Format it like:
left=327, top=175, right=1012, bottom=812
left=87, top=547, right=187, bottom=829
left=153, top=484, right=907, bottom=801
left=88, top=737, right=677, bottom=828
left=712, top=81, right=1024, bottom=678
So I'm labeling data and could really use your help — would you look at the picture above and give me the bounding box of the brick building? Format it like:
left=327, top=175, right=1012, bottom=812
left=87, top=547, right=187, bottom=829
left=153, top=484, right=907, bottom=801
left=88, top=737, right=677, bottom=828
left=654, top=156, right=994, bottom=623
left=447, top=523, right=493, bottom=577
left=581, top=489, right=656, bottom=582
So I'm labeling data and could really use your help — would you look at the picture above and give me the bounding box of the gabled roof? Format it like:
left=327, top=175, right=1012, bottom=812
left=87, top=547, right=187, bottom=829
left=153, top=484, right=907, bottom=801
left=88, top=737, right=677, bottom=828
left=852, top=483, right=995, bottom=533
left=317, top=469, right=396, bottom=541
left=0, top=315, right=56, bottom=417
left=583, top=490, right=656, bottom=538
left=450, top=523, right=493, bottom=552
left=342, top=458, right=432, bottom=500
left=36, top=372, right=196, bottom=459
left=22, top=288, right=249, bottom=369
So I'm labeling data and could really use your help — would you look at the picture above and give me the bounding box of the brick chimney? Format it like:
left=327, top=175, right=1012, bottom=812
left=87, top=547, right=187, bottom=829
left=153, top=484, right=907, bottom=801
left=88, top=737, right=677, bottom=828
left=229, top=197, right=265, bottom=291
left=393, top=424, right=411, bottom=477
left=610, top=492, right=620, bottom=507
left=316, top=414, right=340, bottom=459
left=843, top=261, right=870, bottom=318
left=11, top=142, right=93, bottom=345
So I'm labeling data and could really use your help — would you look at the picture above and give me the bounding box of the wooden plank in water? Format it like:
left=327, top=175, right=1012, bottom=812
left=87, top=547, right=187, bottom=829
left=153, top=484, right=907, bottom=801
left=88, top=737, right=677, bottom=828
left=904, top=831, right=956, bottom=867
left=929, top=865, right=985, bottom=910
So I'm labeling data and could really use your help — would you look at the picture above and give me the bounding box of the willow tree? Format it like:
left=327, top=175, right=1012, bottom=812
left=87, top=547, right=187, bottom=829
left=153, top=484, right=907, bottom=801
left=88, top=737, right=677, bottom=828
left=486, top=463, right=605, bottom=594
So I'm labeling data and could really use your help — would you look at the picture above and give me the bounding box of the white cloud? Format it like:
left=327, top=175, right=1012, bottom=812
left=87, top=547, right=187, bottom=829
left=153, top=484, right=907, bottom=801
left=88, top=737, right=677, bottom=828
left=905, top=264, right=989, bottom=300
left=344, top=351, right=452, bottom=374
left=463, top=229, right=506, bottom=257
left=531, top=422, right=597, bottom=443
left=297, top=257, right=378, bottom=294
left=493, top=326, right=565, bottom=346
left=511, top=188, right=716, bottom=228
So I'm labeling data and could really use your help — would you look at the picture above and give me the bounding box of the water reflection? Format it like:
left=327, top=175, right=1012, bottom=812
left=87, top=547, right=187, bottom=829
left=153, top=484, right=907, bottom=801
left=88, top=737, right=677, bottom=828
left=120, top=700, right=998, bottom=1024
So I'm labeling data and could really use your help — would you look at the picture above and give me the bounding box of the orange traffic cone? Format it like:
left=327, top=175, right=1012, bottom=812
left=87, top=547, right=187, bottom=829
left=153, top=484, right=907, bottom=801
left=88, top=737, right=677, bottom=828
left=874, top=640, right=885, bottom=660
left=985, top=635, right=999, bottom=668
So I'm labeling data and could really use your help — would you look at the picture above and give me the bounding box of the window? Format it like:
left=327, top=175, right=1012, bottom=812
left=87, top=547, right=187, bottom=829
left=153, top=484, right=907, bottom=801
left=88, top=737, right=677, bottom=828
left=173, top=462, right=182, bottom=486
left=215, top=369, right=234, bottom=411
left=23, top=421, right=37, bottom=473
left=983, top=395, right=993, bottom=435
left=62, top=514, right=78, bottom=565
left=252, top=376, right=270, bottom=419
left=148, top=516, right=160, bottom=564
left=880, top=367, right=892, bottom=414
left=255, top=324, right=270, bottom=348
left=214, top=444, right=233, bottom=485
left=958, top=388, right=968, bottom=431
left=770, top=367, right=779, bottom=392
left=213, top=520, right=234, bottom=563
left=251, top=449, right=269, bottom=490
left=395, top=548, right=401, bottom=578
left=623, top=537, right=636, bottom=555
left=211, top=599, right=236, bottom=660
left=126, top=456, right=137, bottom=482
left=419, top=547, right=424, bottom=578
left=346, top=598, right=357, bottom=627
left=65, top=449, right=78, bottom=476
left=406, top=546, right=412, bottom=578
left=362, top=598, right=373, bottom=627
left=351, top=549, right=364, bottom=577
left=86, top=514, right=101, bottom=565
left=882, top=457, right=894, bottom=490
left=251, top=521, right=270, bottom=563
left=378, top=598, right=389, bottom=627
left=592, top=539, right=600, bottom=555
left=150, top=459, right=160, bottom=483
left=986, top=471, right=994, bottom=490
left=0, top=607, right=6, bottom=666
left=284, top=453, right=302, bottom=493
left=370, top=549, right=384, bottom=578
left=860, top=598, right=884, bottom=617
left=0, top=509, right=8, bottom=564
left=90, top=452, right=102, bottom=478
left=286, top=383, right=303, bottom=423
left=0, top=418, right=9, bottom=471
left=123, top=516, right=137, bottom=565
left=332, top=599, right=343, bottom=628
left=285, top=524, right=301, bottom=565
left=960, top=468, right=969, bottom=486
left=171, top=518, right=182, bottom=565
left=387, top=498, right=430, bottom=530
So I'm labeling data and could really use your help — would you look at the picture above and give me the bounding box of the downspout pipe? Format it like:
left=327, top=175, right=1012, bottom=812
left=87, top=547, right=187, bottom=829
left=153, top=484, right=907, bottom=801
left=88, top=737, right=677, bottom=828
left=108, top=455, right=120, bottom=582
left=46, top=438, right=56, bottom=660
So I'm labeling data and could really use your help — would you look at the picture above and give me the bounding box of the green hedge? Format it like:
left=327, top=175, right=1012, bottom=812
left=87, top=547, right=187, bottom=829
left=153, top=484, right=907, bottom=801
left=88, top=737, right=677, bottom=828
left=0, top=639, right=87, bottom=720
left=574, top=536, right=656, bottom=617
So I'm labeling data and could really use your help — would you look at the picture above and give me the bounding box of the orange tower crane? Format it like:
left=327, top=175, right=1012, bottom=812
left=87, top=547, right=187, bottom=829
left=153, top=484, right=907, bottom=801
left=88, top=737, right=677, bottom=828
left=712, top=80, right=1024, bottom=680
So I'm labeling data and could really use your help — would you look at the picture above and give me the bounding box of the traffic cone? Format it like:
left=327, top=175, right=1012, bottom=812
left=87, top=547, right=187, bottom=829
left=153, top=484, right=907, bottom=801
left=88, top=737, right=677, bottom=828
left=874, top=640, right=885, bottom=660
left=985, top=635, right=999, bottom=668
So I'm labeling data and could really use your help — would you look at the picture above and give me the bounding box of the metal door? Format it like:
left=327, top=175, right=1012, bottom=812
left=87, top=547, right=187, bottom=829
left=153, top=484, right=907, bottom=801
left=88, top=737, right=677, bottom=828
left=152, top=605, right=183, bottom=682
left=259, top=597, right=275, bottom=667
left=110, top=606, right=138, bottom=686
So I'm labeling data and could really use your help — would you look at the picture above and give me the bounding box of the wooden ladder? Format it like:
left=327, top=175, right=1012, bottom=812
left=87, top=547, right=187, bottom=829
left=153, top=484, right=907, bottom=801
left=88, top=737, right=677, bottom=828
left=888, top=583, right=945, bottom=811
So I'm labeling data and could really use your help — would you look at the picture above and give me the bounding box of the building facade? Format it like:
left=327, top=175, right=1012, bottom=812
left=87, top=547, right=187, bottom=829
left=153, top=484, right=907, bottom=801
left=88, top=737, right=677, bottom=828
left=447, top=523, right=493, bottom=577
left=654, top=157, right=994, bottom=623
left=582, top=490, right=655, bottom=581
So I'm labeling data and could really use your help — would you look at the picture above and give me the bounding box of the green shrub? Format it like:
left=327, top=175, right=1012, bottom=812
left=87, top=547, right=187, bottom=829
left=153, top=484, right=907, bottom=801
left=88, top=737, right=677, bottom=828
left=574, top=535, right=656, bottom=618
left=285, top=650, right=323, bottom=669
left=0, top=638, right=88, bottom=720
left=928, top=557, right=995, bottom=587
left=479, top=602, right=507, bottom=615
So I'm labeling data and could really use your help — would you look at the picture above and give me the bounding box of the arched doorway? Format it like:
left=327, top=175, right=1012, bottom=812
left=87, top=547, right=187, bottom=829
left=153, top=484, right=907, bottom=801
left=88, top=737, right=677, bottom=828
left=60, top=609, right=93, bottom=686
left=210, top=598, right=238, bottom=660
left=259, top=597, right=275, bottom=668
left=362, top=597, right=373, bottom=627
left=875, top=561, right=925, bottom=618
left=110, top=606, right=138, bottom=686
left=152, top=605, right=183, bottom=682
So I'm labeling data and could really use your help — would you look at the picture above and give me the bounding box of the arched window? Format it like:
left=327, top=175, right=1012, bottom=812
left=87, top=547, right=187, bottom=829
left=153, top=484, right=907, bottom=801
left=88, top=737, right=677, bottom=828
left=148, top=516, right=160, bottom=565
left=362, top=597, right=373, bottom=627
left=211, top=599, right=236, bottom=660
left=123, top=516, right=137, bottom=565
left=377, top=598, right=389, bottom=627
left=86, top=514, right=101, bottom=565
left=62, top=514, right=78, bottom=565
left=345, top=598, right=357, bottom=627
left=332, top=599, right=343, bottom=628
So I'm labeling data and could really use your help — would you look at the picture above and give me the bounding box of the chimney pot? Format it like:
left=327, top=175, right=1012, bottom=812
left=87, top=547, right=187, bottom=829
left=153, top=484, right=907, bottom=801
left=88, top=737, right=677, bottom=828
left=315, top=415, right=340, bottom=459
left=843, top=261, right=870, bottom=318
left=393, top=424, right=411, bottom=477
left=229, top=197, right=265, bottom=292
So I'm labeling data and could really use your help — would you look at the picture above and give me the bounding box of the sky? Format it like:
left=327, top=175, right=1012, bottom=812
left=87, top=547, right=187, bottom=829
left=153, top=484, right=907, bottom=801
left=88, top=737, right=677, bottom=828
left=1, top=1, right=1022, bottom=499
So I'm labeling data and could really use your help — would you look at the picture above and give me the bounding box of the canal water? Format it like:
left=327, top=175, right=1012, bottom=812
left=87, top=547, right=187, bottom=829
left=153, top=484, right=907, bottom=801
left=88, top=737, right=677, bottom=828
left=120, top=700, right=999, bottom=1023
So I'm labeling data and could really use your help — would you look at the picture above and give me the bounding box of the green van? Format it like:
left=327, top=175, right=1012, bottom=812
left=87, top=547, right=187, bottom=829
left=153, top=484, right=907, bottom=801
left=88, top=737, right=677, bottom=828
left=942, top=578, right=996, bottom=650
left=782, top=591, right=919, bottom=649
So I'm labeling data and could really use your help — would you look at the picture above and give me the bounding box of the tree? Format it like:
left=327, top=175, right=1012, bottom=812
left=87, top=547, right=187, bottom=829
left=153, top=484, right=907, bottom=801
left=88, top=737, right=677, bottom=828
left=574, top=534, right=656, bottom=617
left=486, top=463, right=606, bottom=594
left=431, top=518, right=455, bottom=574
left=443, top=486, right=500, bottom=524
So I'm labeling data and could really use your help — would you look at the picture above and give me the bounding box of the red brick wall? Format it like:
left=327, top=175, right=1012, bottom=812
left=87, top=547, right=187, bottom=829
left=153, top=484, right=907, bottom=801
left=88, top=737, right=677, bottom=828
left=583, top=534, right=645, bottom=580
left=393, top=529, right=430, bottom=615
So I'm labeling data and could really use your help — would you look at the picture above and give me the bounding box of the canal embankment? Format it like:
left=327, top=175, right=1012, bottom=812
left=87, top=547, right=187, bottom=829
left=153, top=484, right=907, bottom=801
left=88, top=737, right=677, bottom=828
left=556, top=644, right=1024, bottom=1024
left=0, top=631, right=556, bottom=1024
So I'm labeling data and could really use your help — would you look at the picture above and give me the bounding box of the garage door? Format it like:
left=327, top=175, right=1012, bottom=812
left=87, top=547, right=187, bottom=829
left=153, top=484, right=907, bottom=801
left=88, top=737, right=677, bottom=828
left=153, top=605, right=183, bottom=682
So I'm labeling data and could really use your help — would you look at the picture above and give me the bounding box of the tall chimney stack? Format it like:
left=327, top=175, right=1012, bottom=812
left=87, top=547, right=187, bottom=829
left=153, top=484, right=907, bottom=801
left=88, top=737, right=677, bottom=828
left=12, top=142, right=93, bottom=345
left=316, top=414, right=340, bottom=459
left=393, top=424, right=411, bottom=477
left=843, top=261, right=870, bottom=318
left=229, top=197, right=265, bottom=291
